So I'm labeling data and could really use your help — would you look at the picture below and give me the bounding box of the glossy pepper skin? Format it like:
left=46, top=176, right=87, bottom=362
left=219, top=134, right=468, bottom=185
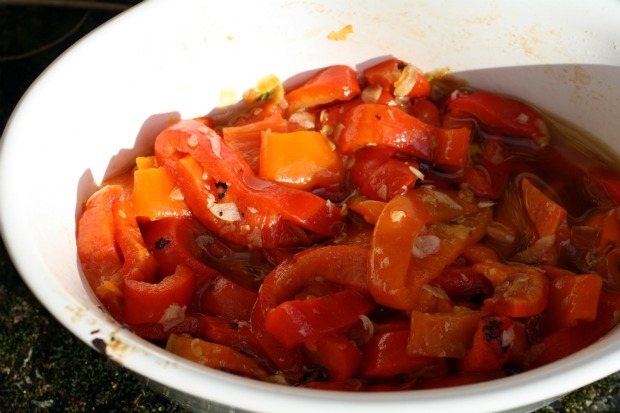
left=154, top=119, right=346, bottom=249
left=76, top=60, right=620, bottom=390
left=335, top=103, right=471, bottom=167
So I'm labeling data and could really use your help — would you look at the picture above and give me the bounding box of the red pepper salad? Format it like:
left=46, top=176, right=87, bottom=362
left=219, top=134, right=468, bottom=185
left=77, top=58, right=620, bottom=390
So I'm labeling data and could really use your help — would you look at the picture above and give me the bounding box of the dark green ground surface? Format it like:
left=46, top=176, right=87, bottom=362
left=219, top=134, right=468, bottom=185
left=1, top=2, right=620, bottom=412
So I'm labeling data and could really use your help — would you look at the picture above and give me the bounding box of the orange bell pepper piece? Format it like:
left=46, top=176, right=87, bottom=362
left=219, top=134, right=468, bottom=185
left=259, top=130, right=345, bottom=193
left=458, top=315, right=514, bottom=372
left=476, top=262, right=549, bottom=318
left=520, top=177, right=568, bottom=240
left=408, top=308, right=487, bottom=358
left=221, top=112, right=289, bottom=173
left=369, top=187, right=491, bottom=310
left=369, top=193, right=429, bottom=309
left=539, top=271, right=602, bottom=335
left=166, top=333, right=269, bottom=381
left=132, top=166, right=192, bottom=221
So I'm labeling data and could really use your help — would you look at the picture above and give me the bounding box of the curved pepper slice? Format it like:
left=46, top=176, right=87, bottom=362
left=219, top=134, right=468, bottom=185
left=285, top=64, right=361, bottom=113
left=141, top=217, right=219, bottom=285
left=443, top=91, right=550, bottom=147
left=77, top=185, right=124, bottom=320
left=349, top=147, right=421, bottom=201
left=474, top=262, right=549, bottom=318
left=303, top=333, right=364, bottom=382
left=363, top=58, right=431, bottom=99
left=458, top=315, right=514, bottom=373
left=252, top=245, right=369, bottom=376
left=335, top=103, right=471, bottom=167
left=360, top=329, right=443, bottom=379
left=369, top=186, right=491, bottom=310
left=77, top=184, right=158, bottom=322
left=264, top=288, right=375, bottom=348
left=124, top=264, right=195, bottom=328
left=154, top=119, right=345, bottom=248
left=166, top=333, right=269, bottom=381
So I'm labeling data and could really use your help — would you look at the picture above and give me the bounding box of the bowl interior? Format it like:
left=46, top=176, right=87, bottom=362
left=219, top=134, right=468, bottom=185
left=2, top=1, right=620, bottom=412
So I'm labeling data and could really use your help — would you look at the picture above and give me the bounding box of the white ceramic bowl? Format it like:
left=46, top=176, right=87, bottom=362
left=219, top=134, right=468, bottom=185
left=2, top=1, right=620, bottom=412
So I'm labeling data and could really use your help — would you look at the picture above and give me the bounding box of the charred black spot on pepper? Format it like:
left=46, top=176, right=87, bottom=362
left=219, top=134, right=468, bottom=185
left=375, top=114, right=381, bottom=121
left=155, top=238, right=171, bottom=249
left=483, top=318, right=508, bottom=350
left=396, top=62, right=406, bottom=70
left=215, top=181, right=228, bottom=199
left=228, top=321, right=239, bottom=330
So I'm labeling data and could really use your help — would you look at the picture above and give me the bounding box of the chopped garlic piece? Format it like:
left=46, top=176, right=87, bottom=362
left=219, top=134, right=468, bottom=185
left=412, top=234, right=441, bottom=258
left=187, top=134, right=199, bottom=147
left=409, top=165, right=425, bottom=180
left=361, top=85, right=383, bottom=104
left=394, top=64, right=419, bottom=97
left=390, top=210, right=406, bottom=222
left=208, top=202, right=242, bottom=222
left=159, top=304, right=186, bottom=331
left=169, top=187, right=185, bottom=201
left=289, top=111, right=315, bottom=129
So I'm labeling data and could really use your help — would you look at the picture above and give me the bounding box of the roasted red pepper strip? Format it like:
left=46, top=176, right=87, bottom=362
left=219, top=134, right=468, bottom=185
left=458, top=315, right=514, bottom=372
left=77, top=185, right=125, bottom=321
left=264, top=288, right=375, bottom=348
left=124, top=264, right=195, bottom=327
left=408, top=98, right=441, bottom=126
left=141, top=217, right=219, bottom=285
left=360, top=329, right=443, bottom=379
left=335, top=103, right=471, bottom=167
left=432, top=264, right=494, bottom=304
left=363, top=58, right=431, bottom=99
left=112, top=186, right=158, bottom=284
left=285, top=65, right=361, bottom=113
left=154, top=119, right=345, bottom=248
left=348, top=147, right=421, bottom=201
left=369, top=187, right=491, bottom=310
left=303, top=333, right=364, bottom=382
left=195, top=315, right=268, bottom=364
left=252, top=245, right=369, bottom=375
left=199, top=274, right=258, bottom=321
left=443, top=90, right=550, bottom=147
left=539, top=272, right=602, bottom=335
left=166, top=333, right=269, bottom=381
left=78, top=184, right=159, bottom=322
